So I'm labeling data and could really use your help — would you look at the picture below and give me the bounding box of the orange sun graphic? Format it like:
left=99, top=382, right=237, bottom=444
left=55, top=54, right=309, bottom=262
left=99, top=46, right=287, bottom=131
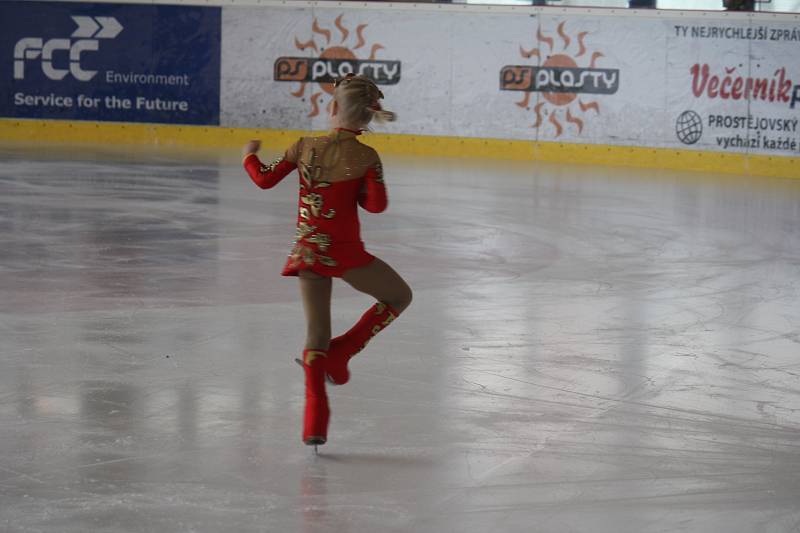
left=291, top=15, right=385, bottom=118
left=517, top=22, right=602, bottom=137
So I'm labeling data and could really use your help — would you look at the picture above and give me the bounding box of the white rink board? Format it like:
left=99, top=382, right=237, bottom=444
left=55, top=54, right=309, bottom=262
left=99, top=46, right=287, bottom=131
left=221, top=4, right=800, bottom=158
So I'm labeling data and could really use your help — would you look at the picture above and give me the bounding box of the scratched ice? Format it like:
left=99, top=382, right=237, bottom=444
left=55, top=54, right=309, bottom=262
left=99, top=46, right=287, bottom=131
left=1, top=144, right=799, bottom=532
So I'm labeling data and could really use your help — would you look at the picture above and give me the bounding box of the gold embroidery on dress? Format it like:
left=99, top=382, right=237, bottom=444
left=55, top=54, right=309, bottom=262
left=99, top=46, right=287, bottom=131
left=300, top=192, right=336, bottom=219
left=289, top=242, right=336, bottom=267
left=306, top=233, right=332, bottom=252
left=260, top=157, right=283, bottom=174
left=301, top=192, right=324, bottom=217
left=290, top=147, right=339, bottom=268
left=373, top=162, right=385, bottom=184
left=296, top=222, right=316, bottom=239
left=289, top=244, right=320, bottom=266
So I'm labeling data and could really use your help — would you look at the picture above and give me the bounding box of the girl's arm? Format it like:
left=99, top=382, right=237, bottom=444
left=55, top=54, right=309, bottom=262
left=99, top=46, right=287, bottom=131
left=358, top=160, right=388, bottom=213
left=242, top=139, right=300, bottom=190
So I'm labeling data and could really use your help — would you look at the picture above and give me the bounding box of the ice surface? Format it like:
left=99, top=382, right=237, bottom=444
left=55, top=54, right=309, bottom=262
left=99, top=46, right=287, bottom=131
left=1, top=144, right=799, bottom=532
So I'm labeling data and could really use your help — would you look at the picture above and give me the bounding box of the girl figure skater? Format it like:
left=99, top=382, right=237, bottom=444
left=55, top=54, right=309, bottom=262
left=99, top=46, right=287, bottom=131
left=242, top=74, right=412, bottom=449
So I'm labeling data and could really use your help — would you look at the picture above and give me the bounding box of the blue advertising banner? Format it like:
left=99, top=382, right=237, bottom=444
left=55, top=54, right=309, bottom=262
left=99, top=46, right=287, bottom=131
left=0, top=1, right=221, bottom=125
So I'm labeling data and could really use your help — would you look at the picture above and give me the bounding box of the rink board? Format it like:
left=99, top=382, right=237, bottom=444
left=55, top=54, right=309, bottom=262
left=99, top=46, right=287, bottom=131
left=1, top=118, right=795, bottom=179
left=1, top=1, right=799, bottom=177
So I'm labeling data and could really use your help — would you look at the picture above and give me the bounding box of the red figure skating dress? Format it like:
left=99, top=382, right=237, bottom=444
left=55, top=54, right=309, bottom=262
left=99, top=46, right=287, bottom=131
left=243, top=130, right=387, bottom=278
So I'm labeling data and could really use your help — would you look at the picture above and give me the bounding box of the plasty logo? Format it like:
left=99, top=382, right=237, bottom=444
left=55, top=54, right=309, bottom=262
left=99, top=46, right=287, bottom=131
left=500, top=22, right=619, bottom=137
left=14, top=15, right=123, bottom=81
left=274, top=15, right=401, bottom=117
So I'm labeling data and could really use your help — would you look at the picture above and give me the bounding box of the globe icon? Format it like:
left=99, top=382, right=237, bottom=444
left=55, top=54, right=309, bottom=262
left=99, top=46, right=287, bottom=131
left=676, top=110, right=703, bottom=145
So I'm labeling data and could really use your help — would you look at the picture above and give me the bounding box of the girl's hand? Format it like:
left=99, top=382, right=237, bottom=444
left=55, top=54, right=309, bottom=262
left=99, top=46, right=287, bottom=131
left=243, top=140, right=261, bottom=156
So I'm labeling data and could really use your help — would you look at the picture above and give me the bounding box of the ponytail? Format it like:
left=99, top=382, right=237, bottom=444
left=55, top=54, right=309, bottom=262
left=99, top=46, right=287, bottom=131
left=367, top=102, right=397, bottom=124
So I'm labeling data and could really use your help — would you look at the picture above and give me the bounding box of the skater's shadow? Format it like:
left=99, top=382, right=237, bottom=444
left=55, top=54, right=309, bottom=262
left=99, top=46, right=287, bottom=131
left=317, top=452, right=436, bottom=468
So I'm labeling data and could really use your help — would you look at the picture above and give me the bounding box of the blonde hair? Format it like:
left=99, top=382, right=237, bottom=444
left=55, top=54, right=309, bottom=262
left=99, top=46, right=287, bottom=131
left=333, top=74, right=396, bottom=127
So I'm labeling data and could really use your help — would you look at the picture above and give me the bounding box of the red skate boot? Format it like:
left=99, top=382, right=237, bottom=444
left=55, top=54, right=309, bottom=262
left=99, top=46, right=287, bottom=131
left=326, top=302, right=398, bottom=385
left=299, top=349, right=329, bottom=450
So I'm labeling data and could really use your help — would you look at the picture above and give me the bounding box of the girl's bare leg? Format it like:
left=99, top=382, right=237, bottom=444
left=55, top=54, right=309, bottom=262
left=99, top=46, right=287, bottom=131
left=297, top=270, right=332, bottom=447
left=341, top=257, right=412, bottom=313
left=298, top=270, right=332, bottom=350
left=325, top=258, right=411, bottom=385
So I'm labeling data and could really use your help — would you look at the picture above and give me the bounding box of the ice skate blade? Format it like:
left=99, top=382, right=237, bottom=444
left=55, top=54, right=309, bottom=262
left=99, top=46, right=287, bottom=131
left=304, top=436, right=326, bottom=450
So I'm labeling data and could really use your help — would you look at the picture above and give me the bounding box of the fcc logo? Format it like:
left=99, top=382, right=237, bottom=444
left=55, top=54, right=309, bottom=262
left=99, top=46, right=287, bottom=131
left=13, top=15, right=123, bottom=81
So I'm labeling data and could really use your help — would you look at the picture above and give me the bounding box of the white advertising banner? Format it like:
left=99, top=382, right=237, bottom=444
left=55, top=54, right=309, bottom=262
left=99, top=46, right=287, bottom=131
left=494, top=14, right=665, bottom=146
left=668, top=19, right=800, bottom=157
left=221, top=5, right=799, bottom=158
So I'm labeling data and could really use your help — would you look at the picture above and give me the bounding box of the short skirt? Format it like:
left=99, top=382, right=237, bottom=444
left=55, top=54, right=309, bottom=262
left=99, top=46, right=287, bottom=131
left=281, top=240, right=375, bottom=278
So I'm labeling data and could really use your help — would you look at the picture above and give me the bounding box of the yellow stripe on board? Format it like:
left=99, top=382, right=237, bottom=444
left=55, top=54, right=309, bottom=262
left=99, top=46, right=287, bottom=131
left=0, top=118, right=796, bottom=179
